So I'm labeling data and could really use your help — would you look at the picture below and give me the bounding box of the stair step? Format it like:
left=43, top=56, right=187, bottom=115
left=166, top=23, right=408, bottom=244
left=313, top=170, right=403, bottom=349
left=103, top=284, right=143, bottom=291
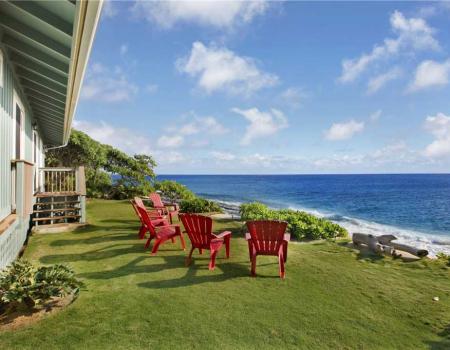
left=35, top=191, right=81, bottom=198
left=32, top=215, right=81, bottom=222
left=34, top=200, right=80, bottom=206
left=33, top=208, right=80, bottom=213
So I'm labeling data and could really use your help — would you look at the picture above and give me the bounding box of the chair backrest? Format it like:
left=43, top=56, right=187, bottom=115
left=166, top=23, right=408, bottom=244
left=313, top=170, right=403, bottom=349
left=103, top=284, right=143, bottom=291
left=149, top=192, right=164, bottom=208
left=130, top=199, right=143, bottom=221
left=246, top=220, right=288, bottom=254
left=137, top=205, right=157, bottom=236
left=179, top=213, right=213, bottom=248
left=134, top=196, right=147, bottom=210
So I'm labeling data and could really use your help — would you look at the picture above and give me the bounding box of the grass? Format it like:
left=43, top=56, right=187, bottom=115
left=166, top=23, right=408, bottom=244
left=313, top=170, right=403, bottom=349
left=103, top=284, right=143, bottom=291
left=1, top=199, right=449, bottom=349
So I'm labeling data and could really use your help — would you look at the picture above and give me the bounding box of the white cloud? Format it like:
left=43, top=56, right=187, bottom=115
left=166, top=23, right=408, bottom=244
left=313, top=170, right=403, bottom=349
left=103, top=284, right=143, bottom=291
left=325, top=120, right=365, bottom=141
left=73, top=120, right=152, bottom=156
left=423, top=113, right=450, bottom=157
left=339, top=11, right=439, bottom=83
left=157, top=135, right=184, bottom=149
left=81, top=63, right=138, bottom=103
left=119, top=44, right=128, bottom=56
left=279, top=87, right=306, bottom=108
left=408, top=59, right=450, bottom=92
left=171, top=115, right=229, bottom=137
left=232, top=107, right=288, bottom=145
left=132, top=0, right=269, bottom=29
left=211, top=151, right=236, bottom=161
left=369, top=110, right=382, bottom=122
left=367, top=67, right=402, bottom=94
left=146, top=84, right=159, bottom=94
left=102, top=0, right=118, bottom=19
left=177, top=41, right=278, bottom=95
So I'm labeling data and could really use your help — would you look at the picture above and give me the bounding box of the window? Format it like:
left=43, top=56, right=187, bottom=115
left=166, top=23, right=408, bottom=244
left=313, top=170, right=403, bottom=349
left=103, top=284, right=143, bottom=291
left=0, top=49, right=3, bottom=88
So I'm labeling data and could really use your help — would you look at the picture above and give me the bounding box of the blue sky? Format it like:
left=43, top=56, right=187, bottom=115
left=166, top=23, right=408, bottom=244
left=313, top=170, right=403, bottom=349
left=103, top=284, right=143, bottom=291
left=75, top=1, right=450, bottom=174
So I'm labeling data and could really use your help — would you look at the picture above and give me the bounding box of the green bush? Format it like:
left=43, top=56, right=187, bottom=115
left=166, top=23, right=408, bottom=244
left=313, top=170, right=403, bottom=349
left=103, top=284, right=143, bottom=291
left=155, top=180, right=195, bottom=202
left=0, top=260, right=84, bottom=312
left=240, top=202, right=348, bottom=240
left=436, top=253, right=450, bottom=266
left=180, top=198, right=223, bottom=213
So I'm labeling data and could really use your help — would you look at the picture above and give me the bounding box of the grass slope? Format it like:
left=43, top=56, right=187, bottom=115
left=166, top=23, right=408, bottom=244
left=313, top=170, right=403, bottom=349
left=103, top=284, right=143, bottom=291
left=1, top=200, right=449, bottom=349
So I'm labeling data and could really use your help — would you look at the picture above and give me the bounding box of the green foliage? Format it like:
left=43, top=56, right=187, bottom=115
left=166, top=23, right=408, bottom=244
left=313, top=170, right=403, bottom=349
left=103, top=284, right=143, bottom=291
left=155, top=180, right=195, bottom=202
left=436, top=253, right=450, bottom=266
left=180, top=198, right=223, bottom=213
left=0, top=261, right=84, bottom=311
left=47, top=130, right=156, bottom=199
left=240, top=202, right=348, bottom=240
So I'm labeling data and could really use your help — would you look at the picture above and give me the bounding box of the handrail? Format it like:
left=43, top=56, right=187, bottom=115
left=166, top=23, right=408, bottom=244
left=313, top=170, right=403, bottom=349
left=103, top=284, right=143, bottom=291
left=37, top=167, right=78, bottom=193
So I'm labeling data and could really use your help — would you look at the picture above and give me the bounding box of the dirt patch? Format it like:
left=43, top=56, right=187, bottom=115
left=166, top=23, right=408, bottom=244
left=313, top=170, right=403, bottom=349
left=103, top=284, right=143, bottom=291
left=0, top=294, right=75, bottom=331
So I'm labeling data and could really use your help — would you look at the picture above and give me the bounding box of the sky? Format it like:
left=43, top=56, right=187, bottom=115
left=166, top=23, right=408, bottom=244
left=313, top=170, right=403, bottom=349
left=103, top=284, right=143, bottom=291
left=74, top=0, right=450, bottom=174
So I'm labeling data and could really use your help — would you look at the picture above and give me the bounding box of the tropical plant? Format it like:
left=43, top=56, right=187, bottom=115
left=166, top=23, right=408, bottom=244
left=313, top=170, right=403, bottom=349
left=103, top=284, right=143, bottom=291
left=46, top=129, right=156, bottom=199
left=0, top=260, right=84, bottom=312
left=180, top=198, right=223, bottom=213
left=240, top=202, right=348, bottom=240
left=155, top=180, right=195, bottom=202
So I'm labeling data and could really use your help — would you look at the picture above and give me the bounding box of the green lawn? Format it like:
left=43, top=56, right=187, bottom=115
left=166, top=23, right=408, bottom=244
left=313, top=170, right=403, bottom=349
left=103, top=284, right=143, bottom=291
left=1, top=199, right=449, bottom=349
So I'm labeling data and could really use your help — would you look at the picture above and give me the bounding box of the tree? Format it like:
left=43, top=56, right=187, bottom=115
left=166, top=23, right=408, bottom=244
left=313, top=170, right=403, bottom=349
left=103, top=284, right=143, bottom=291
left=46, top=129, right=156, bottom=199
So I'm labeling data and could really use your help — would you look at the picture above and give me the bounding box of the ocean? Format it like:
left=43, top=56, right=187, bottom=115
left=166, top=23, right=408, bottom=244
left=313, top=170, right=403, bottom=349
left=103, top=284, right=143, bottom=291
left=158, top=174, right=450, bottom=257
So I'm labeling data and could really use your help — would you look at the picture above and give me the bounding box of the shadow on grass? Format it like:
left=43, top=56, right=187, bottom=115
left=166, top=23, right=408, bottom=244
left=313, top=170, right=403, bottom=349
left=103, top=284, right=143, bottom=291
left=40, top=242, right=146, bottom=264
left=336, top=241, right=385, bottom=263
left=425, top=323, right=450, bottom=350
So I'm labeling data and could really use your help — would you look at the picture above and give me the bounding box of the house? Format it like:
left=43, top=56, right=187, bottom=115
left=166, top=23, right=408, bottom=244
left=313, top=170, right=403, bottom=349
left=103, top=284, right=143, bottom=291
left=0, top=0, right=103, bottom=269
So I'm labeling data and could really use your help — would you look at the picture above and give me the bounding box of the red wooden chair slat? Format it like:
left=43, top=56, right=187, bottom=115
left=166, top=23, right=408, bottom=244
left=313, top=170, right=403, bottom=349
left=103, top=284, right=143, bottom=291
left=179, top=213, right=231, bottom=270
left=130, top=199, right=166, bottom=239
left=137, top=205, right=186, bottom=255
left=148, top=192, right=179, bottom=224
left=245, top=220, right=290, bottom=279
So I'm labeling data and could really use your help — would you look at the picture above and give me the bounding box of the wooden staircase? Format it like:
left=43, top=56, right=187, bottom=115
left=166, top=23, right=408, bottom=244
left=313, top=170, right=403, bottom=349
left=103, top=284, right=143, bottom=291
left=33, top=192, right=82, bottom=226
left=32, top=167, right=86, bottom=232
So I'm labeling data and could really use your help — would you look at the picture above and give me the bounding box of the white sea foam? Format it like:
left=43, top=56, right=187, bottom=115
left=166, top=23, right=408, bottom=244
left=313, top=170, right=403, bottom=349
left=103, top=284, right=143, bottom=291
left=214, top=198, right=450, bottom=257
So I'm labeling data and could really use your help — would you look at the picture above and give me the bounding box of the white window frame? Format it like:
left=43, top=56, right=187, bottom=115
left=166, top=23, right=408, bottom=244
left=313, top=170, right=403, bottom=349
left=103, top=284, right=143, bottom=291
left=13, top=89, right=25, bottom=160
left=0, top=49, right=3, bottom=88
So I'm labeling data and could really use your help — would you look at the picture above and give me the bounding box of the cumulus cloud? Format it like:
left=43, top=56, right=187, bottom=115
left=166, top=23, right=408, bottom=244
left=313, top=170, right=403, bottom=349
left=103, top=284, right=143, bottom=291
left=279, top=87, right=306, bottom=108
left=102, top=0, right=117, bottom=19
left=423, top=113, right=450, bottom=157
left=157, top=135, right=184, bottom=149
left=339, top=11, right=439, bottom=84
left=132, top=0, right=269, bottom=30
left=73, top=120, right=152, bottom=155
left=177, top=41, right=278, bottom=95
left=210, top=151, right=236, bottom=161
left=232, top=107, right=288, bottom=145
left=324, top=120, right=365, bottom=141
left=408, top=59, right=450, bottom=92
left=81, top=63, right=138, bottom=103
left=367, top=67, right=402, bottom=94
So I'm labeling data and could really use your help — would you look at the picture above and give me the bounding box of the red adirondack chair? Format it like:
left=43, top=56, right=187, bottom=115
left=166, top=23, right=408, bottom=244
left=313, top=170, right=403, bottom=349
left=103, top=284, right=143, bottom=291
left=137, top=205, right=186, bottom=255
left=130, top=199, right=166, bottom=239
left=148, top=192, right=179, bottom=224
left=245, top=220, right=290, bottom=279
left=179, top=213, right=231, bottom=270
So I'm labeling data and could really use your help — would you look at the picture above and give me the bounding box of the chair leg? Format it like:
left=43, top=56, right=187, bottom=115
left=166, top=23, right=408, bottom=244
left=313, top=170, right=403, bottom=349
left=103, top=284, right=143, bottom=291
left=198, top=248, right=203, bottom=255
left=283, top=241, right=288, bottom=263
left=224, top=236, right=231, bottom=258
left=209, top=249, right=219, bottom=270
left=185, top=246, right=195, bottom=266
left=279, top=252, right=285, bottom=279
left=250, top=253, right=257, bottom=277
left=171, top=237, right=175, bottom=243
left=247, top=241, right=253, bottom=261
left=178, top=231, right=186, bottom=250
left=144, top=235, right=154, bottom=249
left=151, top=238, right=165, bottom=255
left=139, top=225, right=147, bottom=239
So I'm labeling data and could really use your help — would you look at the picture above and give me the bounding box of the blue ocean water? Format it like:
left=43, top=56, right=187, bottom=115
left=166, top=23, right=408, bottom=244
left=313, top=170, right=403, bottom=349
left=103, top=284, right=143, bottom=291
left=158, top=174, right=450, bottom=256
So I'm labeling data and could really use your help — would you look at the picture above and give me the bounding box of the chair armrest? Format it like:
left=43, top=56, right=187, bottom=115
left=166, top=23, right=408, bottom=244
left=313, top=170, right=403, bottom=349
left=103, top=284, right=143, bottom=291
left=245, top=233, right=251, bottom=240
left=155, top=224, right=180, bottom=231
left=214, top=231, right=232, bottom=239
left=151, top=218, right=168, bottom=226
left=284, top=233, right=291, bottom=242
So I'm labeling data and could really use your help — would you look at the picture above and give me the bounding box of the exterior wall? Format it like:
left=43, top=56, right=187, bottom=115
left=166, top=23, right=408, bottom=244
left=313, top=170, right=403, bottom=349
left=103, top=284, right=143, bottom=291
left=0, top=45, right=43, bottom=269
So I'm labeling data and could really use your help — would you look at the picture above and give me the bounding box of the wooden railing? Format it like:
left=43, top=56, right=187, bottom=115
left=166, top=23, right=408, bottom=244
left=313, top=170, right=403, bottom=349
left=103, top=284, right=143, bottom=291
left=37, top=166, right=86, bottom=194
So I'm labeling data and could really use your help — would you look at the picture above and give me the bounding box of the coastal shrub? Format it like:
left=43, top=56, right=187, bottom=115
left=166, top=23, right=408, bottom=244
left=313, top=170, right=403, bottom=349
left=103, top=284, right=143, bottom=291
left=240, top=202, right=347, bottom=240
left=180, top=198, right=223, bottom=213
left=155, top=180, right=195, bottom=202
left=0, top=261, right=84, bottom=312
left=436, top=253, right=450, bottom=266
